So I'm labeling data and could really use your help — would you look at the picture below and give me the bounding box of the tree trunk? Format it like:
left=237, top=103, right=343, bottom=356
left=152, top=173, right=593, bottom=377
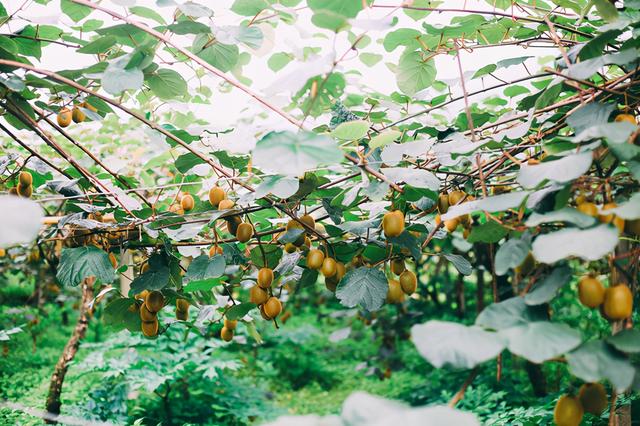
left=119, top=250, right=133, bottom=295
left=476, top=268, right=485, bottom=314
left=455, top=273, right=466, bottom=318
left=524, top=361, right=547, bottom=397
left=45, top=276, right=95, bottom=421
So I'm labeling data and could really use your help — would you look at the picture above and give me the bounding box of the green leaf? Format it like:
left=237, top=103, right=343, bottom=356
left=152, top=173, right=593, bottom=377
left=607, top=330, right=640, bottom=353
left=215, top=25, right=263, bottom=50
left=167, top=21, right=211, bottom=35
left=175, top=152, right=205, bottom=173
left=77, top=36, right=117, bottom=54
left=476, top=297, right=545, bottom=331
left=194, top=39, right=239, bottom=72
left=472, top=64, right=497, bottom=79
left=593, top=0, right=619, bottom=22
left=494, top=236, right=530, bottom=276
left=184, top=254, right=225, bottom=283
left=359, top=52, right=382, bottom=67
left=250, top=244, right=282, bottom=269
left=268, top=52, right=293, bottom=72
left=130, top=6, right=167, bottom=25
left=567, top=340, right=635, bottom=391
left=396, top=49, right=436, bottom=95
left=532, top=224, right=619, bottom=264
left=61, top=0, right=91, bottom=22
left=129, top=255, right=171, bottom=294
left=524, top=265, right=572, bottom=305
left=332, top=120, right=370, bottom=140
left=0, top=36, right=18, bottom=54
left=369, top=130, right=401, bottom=150
left=308, top=0, right=364, bottom=18
left=183, top=278, right=222, bottom=292
left=147, top=68, right=188, bottom=100
left=442, top=192, right=528, bottom=221
left=501, top=322, right=581, bottom=363
left=102, top=56, right=144, bottom=95
left=566, top=102, right=615, bottom=134
left=336, top=267, right=388, bottom=312
left=525, top=208, right=597, bottom=229
left=56, top=246, right=116, bottom=287
left=231, top=0, right=270, bottom=16
left=517, top=152, right=592, bottom=188
left=412, top=320, right=506, bottom=369
left=403, top=0, right=438, bottom=20
left=226, top=303, right=256, bottom=320
left=382, top=167, right=440, bottom=191
left=253, top=175, right=299, bottom=199
left=253, top=131, right=343, bottom=177
left=466, top=221, right=508, bottom=244
left=443, top=254, right=472, bottom=276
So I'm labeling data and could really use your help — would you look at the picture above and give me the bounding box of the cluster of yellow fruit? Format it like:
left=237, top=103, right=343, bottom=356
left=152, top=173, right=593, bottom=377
left=136, top=290, right=164, bottom=337
left=282, top=215, right=315, bottom=253
left=576, top=200, right=626, bottom=233
left=306, top=247, right=346, bottom=291
left=56, top=102, right=96, bottom=127
left=435, top=190, right=473, bottom=234
left=554, top=383, right=608, bottom=426
left=216, top=194, right=254, bottom=243
left=220, top=317, right=238, bottom=341
left=577, top=276, right=633, bottom=320
left=387, top=259, right=418, bottom=303
left=248, top=267, right=283, bottom=321
left=8, top=171, right=33, bottom=198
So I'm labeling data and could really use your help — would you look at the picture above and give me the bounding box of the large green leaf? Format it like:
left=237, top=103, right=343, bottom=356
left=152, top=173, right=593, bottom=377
left=194, top=39, right=239, bottom=72
left=517, top=152, right=592, bottom=188
left=466, top=221, right=508, bottom=244
left=253, top=131, right=343, bottom=177
left=476, top=297, right=545, bottom=331
left=494, top=236, right=530, bottom=276
left=524, top=265, right=572, bottom=305
left=607, top=330, right=640, bottom=354
left=412, top=321, right=506, bottom=369
left=336, top=267, right=388, bottom=312
left=147, top=68, right=188, bottom=100
left=396, top=49, right=436, bottom=95
left=501, top=322, right=581, bottom=363
left=532, top=224, right=619, bottom=264
left=567, top=340, right=635, bottom=391
left=61, top=0, right=91, bottom=22
left=442, top=192, right=528, bottom=221
left=525, top=208, right=597, bottom=229
left=56, top=246, right=116, bottom=287
left=184, top=254, right=226, bottom=283
left=332, top=120, right=370, bottom=140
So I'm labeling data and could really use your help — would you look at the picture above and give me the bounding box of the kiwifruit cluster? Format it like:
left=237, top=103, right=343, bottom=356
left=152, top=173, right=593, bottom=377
left=136, top=290, right=164, bottom=337
left=577, top=275, right=633, bottom=321
left=56, top=101, right=97, bottom=127
left=8, top=171, right=34, bottom=198
left=554, top=383, right=608, bottom=426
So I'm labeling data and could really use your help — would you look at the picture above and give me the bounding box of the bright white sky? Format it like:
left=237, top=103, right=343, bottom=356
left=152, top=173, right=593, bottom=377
left=5, top=1, right=564, bottom=153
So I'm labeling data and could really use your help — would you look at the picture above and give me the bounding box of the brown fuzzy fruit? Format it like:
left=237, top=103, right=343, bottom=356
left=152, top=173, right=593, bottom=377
left=57, top=107, right=72, bottom=127
left=236, top=223, right=253, bottom=243
left=176, top=309, right=188, bottom=321
left=176, top=298, right=190, bottom=312
left=249, top=285, right=269, bottom=305
left=399, top=270, right=417, bottom=295
left=437, top=193, right=449, bottom=214
left=387, top=279, right=405, bottom=304
left=263, top=297, right=282, bottom=319
left=169, top=203, right=184, bottom=215
left=180, top=194, right=195, bottom=212
left=224, top=318, right=238, bottom=330
left=284, top=243, right=297, bottom=253
left=448, top=190, right=466, bottom=206
left=391, top=259, right=405, bottom=275
left=257, top=267, right=274, bottom=289
left=577, top=202, right=598, bottom=217
left=578, top=383, right=608, bottom=415
left=219, top=199, right=235, bottom=210
left=108, top=252, right=118, bottom=268
left=615, top=113, right=636, bottom=125
left=141, top=319, right=159, bottom=337
left=578, top=276, right=605, bottom=308
left=286, top=219, right=304, bottom=231
left=220, top=326, right=234, bottom=342
left=306, top=249, right=325, bottom=270
left=382, top=210, right=405, bottom=238
left=321, top=257, right=337, bottom=278
left=17, top=184, right=32, bottom=198
left=140, top=303, right=157, bottom=322
left=444, top=218, right=459, bottom=233
left=300, top=214, right=315, bottom=230
left=325, top=276, right=338, bottom=292
left=72, top=106, right=85, bottom=123
left=8, top=187, right=18, bottom=196
left=553, top=395, right=583, bottom=426
left=335, top=262, right=346, bottom=281
left=226, top=216, right=242, bottom=235
left=145, top=291, right=165, bottom=313
left=209, top=245, right=223, bottom=257
left=209, top=187, right=226, bottom=207
left=603, top=285, right=633, bottom=320
left=598, top=203, right=617, bottom=223
left=19, top=171, right=32, bottom=187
